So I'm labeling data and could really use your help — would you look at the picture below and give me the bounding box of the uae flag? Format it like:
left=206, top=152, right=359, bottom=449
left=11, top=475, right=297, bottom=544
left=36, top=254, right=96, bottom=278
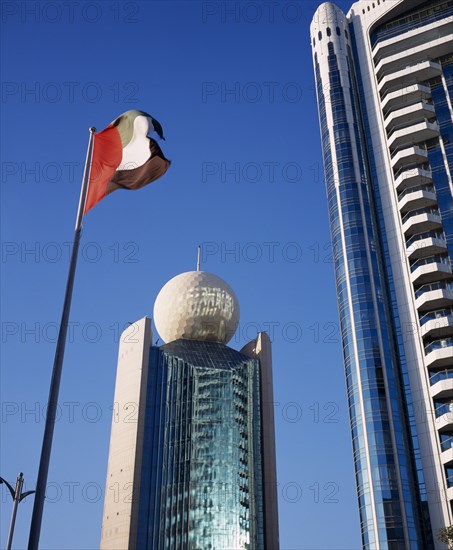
left=84, top=110, right=170, bottom=213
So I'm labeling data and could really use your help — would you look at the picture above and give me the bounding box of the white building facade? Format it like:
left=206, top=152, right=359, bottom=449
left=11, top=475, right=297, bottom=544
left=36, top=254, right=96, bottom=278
left=311, top=0, right=453, bottom=548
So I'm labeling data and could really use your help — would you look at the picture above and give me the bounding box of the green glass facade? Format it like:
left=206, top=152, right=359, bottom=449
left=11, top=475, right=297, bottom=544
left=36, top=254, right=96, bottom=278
left=136, top=339, right=265, bottom=549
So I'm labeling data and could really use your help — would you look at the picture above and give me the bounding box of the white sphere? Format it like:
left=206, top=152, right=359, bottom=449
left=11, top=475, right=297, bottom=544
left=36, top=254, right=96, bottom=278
left=153, top=271, right=240, bottom=344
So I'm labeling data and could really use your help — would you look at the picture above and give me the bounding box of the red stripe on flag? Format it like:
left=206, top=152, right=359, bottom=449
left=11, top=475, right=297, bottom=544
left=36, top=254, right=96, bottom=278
left=84, top=125, right=123, bottom=214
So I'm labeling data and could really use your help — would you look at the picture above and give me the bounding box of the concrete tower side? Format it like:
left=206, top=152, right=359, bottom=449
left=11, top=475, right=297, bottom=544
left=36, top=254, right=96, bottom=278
left=100, top=317, right=152, bottom=550
left=241, top=332, right=279, bottom=550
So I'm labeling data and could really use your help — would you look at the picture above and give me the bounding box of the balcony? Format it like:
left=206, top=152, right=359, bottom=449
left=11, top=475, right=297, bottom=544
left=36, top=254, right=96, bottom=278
left=442, top=446, right=453, bottom=467
left=430, top=377, right=453, bottom=400
left=385, top=101, right=435, bottom=133
left=379, top=60, right=442, bottom=96
left=430, top=368, right=453, bottom=386
left=421, top=312, right=453, bottom=340
left=388, top=120, right=439, bottom=152
left=410, top=255, right=452, bottom=285
left=402, top=208, right=442, bottom=235
left=382, top=84, right=431, bottom=113
left=398, top=185, right=437, bottom=213
left=394, top=167, right=432, bottom=192
left=372, top=16, right=453, bottom=62
left=415, top=283, right=453, bottom=312
left=441, top=434, right=453, bottom=453
left=425, top=338, right=453, bottom=369
left=436, top=402, right=453, bottom=418
left=375, top=33, right=453, bottom=79
left=392, top=146, right=428, bottom=171
left=435, top=408, right=453, bottom=431
left=406, top=233, right=447, bottom=260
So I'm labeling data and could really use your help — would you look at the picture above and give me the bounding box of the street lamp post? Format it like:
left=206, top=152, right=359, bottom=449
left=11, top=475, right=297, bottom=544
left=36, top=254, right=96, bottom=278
left=0, top=473, right=35, bottom=550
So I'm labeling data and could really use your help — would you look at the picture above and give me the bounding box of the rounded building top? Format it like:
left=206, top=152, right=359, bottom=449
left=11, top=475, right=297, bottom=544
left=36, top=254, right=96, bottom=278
left=311, top=2, right=345, bottom=32
left=310, top=2, right=347, bottom=52
left=153, top=271, right=240, bottom=344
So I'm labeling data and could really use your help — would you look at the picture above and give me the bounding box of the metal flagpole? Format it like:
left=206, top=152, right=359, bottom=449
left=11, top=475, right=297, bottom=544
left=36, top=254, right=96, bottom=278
left=28, top=127, right=96, bottom=550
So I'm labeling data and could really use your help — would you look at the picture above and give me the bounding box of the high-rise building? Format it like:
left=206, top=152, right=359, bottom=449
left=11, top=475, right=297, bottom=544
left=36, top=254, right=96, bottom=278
left=311, top=0, right=453, bottom=548
left=100, top=270, right=279, bottom=549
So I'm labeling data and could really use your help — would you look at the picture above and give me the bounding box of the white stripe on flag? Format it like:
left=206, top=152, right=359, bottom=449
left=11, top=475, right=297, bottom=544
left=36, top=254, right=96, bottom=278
left=118, top=115, right=153, bottom=171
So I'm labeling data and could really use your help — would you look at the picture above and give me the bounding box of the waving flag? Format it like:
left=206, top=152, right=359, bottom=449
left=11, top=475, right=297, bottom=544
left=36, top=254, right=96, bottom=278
left=84, top=110, right=170, bottom=213
left=28, top=111, right=170, bottom=549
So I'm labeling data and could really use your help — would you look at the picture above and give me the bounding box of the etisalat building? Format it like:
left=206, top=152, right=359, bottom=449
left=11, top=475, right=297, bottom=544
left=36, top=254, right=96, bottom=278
left=99, top=268, right=279, bottom=549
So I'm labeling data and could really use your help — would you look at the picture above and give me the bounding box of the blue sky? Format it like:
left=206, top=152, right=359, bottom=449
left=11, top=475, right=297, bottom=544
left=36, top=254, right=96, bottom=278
left=1, top=1, right=361, bottom=548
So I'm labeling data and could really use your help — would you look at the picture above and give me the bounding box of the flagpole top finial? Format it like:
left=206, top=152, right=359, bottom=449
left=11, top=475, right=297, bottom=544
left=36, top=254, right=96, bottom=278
left=89, top=127, right=96, bottom=134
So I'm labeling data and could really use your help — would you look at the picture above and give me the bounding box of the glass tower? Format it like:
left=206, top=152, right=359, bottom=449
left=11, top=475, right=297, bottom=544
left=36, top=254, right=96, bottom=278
left=311, top=1, right=453, bottom=548
left=100, top=271, right=279, bottom=549
left=138, top=340, right=263, bottom=549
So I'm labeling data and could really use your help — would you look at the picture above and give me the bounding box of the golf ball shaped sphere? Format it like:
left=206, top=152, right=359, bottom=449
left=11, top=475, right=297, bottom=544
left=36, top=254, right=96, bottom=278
left=153, top=271, right=240, bottom=344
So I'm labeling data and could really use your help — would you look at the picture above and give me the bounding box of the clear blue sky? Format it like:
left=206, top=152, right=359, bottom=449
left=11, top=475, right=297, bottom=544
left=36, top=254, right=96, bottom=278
left=1, top=1, right=361, bottom=548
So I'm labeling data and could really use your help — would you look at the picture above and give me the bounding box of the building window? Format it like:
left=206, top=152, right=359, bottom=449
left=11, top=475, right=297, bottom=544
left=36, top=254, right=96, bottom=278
left=336, top=26, right=341, bottom=36
left=345, top=29, right=348, bottom=39
left=318, top=31, right=322, bottom=41
left=327, top=27, right=331, bottom=36
left=313, top=37, right=315, bottom=47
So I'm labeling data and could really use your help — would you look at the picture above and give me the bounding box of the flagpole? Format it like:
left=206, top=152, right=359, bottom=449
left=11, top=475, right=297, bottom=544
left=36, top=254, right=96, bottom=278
left=28, top=127, right=96, bottom=550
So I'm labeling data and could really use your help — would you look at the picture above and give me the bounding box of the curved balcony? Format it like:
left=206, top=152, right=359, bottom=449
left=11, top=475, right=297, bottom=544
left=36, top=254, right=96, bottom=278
left=440, top=446, right=453, bottom=483
left=394, top=167, right=432, bottom=192
left=441, top=434, right=453, bottom=453
left=382, top=83, right=431, bottom=113
left=398, top=185, right=437, bottom=213
left=373, top=16, right=453, bottom=62
left=402, top=208, right=442, bottom=235
left=436, top=403, right=453, bottom=418
left=435, top=408, right=453, bottom=431
left=430, top=376, right=453, bottom=400
left=410, top=255, right=452, bottom=285
left=442, top=446, right=453, bottom=466
left=435, top=402, right=453, bottom=434
left=385, top=101, right=435, bottom=133
left=376, top=32, right=453, bottom=79
left=421, top=312, right=453, bottom=339
left=430, top=368, right=453, bottom=386
left=392, top=146, right=428, bottom=171
left=379, top=59, right=442, bottom=96
left=406, top=232, right=447, bottom=260
left=415, top=283, right=453, bottom=312
left=425, top=338, right=453, bottom=369
left=388, top=120, right=439, bottom=152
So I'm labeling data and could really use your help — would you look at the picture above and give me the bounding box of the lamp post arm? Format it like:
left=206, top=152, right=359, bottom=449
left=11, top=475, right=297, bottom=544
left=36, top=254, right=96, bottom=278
left=20, top=490, right=36, bottom=503
left=0, top=477, right=15, bottom=500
